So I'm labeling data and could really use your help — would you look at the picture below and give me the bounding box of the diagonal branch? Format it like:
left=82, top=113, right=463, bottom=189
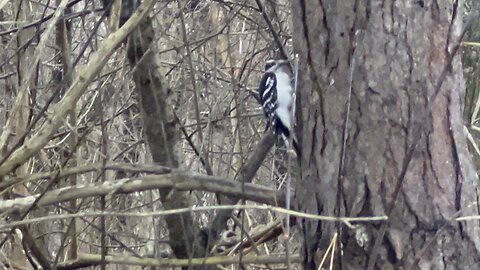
left=0, top=0, right=156, bottom=178
left=209, top=130, right=276, bottom=243
left=254, top=0, right=288, bottom=60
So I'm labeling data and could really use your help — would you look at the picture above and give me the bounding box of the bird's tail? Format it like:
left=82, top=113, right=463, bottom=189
left=281, top=133, right=302, bottom=158
left=292, top=137, right=302, bottom=158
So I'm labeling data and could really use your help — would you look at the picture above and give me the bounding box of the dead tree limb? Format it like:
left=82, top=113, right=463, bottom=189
left=56, top=253, right=302, bottom=269
left=0, top=173, right=285, bottom=213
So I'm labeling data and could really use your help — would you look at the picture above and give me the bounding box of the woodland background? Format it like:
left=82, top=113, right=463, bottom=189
left=0, top=0, right=479, bottom=269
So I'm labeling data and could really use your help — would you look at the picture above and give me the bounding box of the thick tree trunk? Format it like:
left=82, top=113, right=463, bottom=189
left=292, top=1, right=480, bottom=269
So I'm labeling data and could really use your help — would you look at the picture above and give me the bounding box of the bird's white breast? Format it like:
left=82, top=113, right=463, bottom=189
left=275, top=70, right=293, bottom=108
left=274, top=70, right=293, bottom=130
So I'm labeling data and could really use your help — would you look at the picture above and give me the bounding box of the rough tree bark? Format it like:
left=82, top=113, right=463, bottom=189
left=292, top=1, right=480, bottom=269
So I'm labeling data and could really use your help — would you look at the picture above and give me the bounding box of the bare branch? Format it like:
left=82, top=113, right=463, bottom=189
left=2, top=205, right=388, bottom=230
left=0, top=173, right=284, bottom=213
left=0, top=0, right=156, bottom=178
left=56, top=253, right=303, bottom=269
left=0, top=162, right=171, bottom=191
left=209, top=130, right=277, bottom=241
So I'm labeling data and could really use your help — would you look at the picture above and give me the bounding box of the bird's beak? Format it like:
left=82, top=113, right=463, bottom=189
left=277, top=59, right=290, bottom=65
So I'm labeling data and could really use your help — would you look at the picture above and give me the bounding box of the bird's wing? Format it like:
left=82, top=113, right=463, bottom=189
left=258, top=72, right=277, bottom=121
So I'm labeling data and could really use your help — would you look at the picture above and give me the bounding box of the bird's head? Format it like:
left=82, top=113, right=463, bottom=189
left=264, top=59, right=289, bottom=72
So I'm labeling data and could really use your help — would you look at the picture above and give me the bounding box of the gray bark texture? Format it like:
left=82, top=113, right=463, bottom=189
left=291, top=1, right=480, bottom=269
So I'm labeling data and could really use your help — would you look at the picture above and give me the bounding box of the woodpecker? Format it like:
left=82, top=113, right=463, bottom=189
left=258, top=59, right=301, bottom=156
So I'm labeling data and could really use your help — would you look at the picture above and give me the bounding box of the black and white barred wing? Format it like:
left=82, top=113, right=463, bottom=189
left=258, top=72, right=277, bottom=129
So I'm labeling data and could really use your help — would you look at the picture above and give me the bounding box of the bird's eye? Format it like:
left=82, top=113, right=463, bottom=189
left=265, top=62, right=275, bottom=71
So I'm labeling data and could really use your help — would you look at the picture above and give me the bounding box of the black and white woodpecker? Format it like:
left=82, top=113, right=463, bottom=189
left=258, top=59, right=301, bottom=157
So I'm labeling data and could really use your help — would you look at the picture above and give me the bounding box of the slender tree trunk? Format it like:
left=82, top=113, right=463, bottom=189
left=12, top=2, right=51, bottom=268
left=55, top=0, right=78, bottom=260
left=126, top=16, right=215, bottom=270
left=292, top=1, right=480, bottom=269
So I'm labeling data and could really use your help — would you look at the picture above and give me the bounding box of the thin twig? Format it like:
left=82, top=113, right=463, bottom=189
left=0, top=0, right=154, bottom=189
left=176, top=0, right=213, bottom=175
left=0, top=0, right=83, bottom=37
left=209, top=130, right=277, bottom=240
left=1, top=204, right=388, bottom=230
left=317, top=232, right=337, bottom=270
left=254, top=0, right=288, bottom=60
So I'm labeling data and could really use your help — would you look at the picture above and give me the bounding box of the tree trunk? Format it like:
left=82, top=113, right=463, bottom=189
left=126, top=16, right=213, bottom=269
left=291, top=1, right=480, bottom=269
